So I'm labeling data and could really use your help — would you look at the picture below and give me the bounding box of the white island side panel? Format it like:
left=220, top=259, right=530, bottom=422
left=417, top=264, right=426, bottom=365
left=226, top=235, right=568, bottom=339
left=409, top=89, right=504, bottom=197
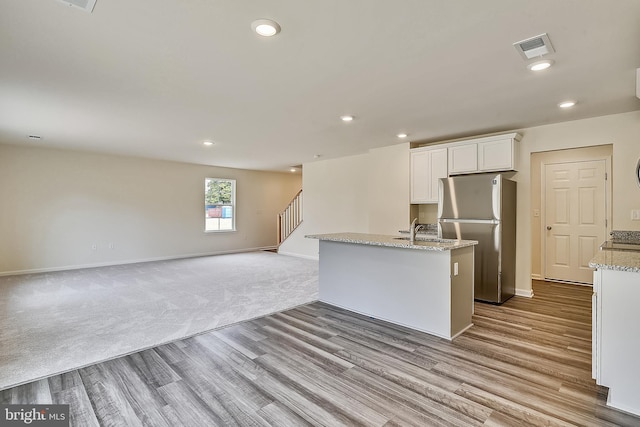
left=319, top=240, right=452, bottom=338
left=598, top=268, right=640, bottom=416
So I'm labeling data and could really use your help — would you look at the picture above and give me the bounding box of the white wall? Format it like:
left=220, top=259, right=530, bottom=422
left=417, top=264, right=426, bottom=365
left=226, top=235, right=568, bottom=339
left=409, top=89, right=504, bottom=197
left=367, top=144, right=411, bottom=235
left=512, top=110, right=640, bottom=295
left=278, top=153, right=369, bottom=259
left=517, top=111, right=640, bottom=230
left=0, top=144, right=301, bottom=274
left=278, top=143, right=410, bottom=259
left=283, top=110, right=640, bottom=296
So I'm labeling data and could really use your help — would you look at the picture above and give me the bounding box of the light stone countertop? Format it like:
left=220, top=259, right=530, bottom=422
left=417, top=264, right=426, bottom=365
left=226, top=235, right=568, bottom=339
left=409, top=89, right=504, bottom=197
left=589, top=250, right=640, bottom=273
left=306, top=232, right=477, bottom=251
left=610, top=230, right=640, bottom=242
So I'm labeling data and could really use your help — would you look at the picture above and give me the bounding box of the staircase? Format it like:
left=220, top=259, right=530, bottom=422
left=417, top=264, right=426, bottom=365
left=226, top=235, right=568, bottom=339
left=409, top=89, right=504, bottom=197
left=278, top=190, right=302, bottom=245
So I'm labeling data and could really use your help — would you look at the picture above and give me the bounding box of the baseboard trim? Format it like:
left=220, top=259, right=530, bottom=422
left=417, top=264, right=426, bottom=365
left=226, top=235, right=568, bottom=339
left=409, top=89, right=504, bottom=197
left=0, top=246, right=279, bottom=277
left=539, top=278, right=593, bottom=287
left=531, top=273, right=543, bottom=281
left=515, top=288, right=534, bottom=298
left=276, top=250, right=319, bottom=261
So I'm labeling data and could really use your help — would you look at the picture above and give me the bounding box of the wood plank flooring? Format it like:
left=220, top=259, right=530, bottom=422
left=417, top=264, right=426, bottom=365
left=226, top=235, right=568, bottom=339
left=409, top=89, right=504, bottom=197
left=2, top=280, right=640, bottom=426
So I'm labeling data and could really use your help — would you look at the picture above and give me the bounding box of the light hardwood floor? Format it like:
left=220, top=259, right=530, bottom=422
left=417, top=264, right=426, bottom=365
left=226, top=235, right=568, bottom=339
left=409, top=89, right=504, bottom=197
left=2, top=280, right=639, bottom=426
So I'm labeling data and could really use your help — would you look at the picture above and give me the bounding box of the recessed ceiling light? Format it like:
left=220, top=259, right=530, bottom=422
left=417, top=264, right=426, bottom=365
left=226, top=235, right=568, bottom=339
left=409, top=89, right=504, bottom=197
left=527, top=59, right=554, bottom=71
left=290, top=168, right=296, bottom=173
left=558, top=100, right=576, bottom=109
left=251, top=19, right=281, bottom=37
left=313, top=154, right=322, bottom=159
left=397, top=133, right=408, bottom=138
left=203, top=140, right=214, bottom=146
left=340, top=115, right=354, bottom=122
left=28, top=135, right=42, bottom=140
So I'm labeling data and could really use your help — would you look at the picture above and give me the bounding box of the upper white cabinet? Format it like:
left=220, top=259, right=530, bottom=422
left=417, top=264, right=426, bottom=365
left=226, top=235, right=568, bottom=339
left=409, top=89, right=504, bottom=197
left=411, top=133, right=521, bottom=203
left=410, top=146, right=447, bottom=204
left=448, top=143, right=478, bottom=175
left=448, top=133, right=521, bottom=175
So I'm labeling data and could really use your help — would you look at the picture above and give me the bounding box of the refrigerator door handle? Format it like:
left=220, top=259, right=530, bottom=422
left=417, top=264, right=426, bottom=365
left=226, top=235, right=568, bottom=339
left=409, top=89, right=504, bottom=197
left=440, top=218, right=500, bottom=225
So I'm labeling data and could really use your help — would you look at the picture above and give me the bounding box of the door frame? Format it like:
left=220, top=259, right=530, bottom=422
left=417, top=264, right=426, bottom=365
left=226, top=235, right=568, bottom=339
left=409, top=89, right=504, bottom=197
left=530, top=144, right=613, bottom=286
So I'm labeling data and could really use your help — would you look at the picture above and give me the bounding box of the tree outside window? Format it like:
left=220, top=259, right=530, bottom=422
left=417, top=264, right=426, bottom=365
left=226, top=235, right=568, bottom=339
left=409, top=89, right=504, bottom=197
left=205, top=178, right=235, bottom=232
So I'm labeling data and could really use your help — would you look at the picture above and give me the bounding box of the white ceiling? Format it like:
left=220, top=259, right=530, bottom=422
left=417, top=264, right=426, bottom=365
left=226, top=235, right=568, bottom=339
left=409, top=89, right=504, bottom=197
left=1, top=0, right=639, bottom=172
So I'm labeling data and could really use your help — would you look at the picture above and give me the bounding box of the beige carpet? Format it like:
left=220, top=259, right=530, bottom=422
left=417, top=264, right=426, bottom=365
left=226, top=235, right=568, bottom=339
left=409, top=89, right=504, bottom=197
left=0, top=251, right=318, bottom=390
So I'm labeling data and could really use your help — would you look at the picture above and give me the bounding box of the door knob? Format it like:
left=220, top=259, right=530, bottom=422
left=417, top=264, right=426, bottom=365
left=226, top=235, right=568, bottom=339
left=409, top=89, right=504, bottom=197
left=546, top=226, right=552, bottom=230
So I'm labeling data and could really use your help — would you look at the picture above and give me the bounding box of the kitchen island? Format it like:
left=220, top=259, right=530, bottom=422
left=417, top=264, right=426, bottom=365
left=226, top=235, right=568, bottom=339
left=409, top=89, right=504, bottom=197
left=306, top=233, right=477, bottom=340
left=590, top=246, right=640, bottom=417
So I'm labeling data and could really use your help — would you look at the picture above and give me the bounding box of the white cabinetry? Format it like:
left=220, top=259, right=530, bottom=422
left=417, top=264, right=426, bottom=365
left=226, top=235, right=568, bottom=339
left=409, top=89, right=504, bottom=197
left=448, top=133, right=520, bottom=175
left=318, top=240, right=474, bottom=340
left=410, top=147, right=447, bottom=204
left=448, top=144, right=477, bottom=174
left=479, top=138, right=515, bottom=171
left=592, top=268, right=640, bottom=416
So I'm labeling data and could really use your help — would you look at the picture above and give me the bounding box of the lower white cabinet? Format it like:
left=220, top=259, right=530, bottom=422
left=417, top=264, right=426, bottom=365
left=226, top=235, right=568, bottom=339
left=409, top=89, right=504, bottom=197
left=410, top=147, right=447, bottom=204
left=592, top=268, right=640, bottom=416
left=318, top=240, right=475, bottom=340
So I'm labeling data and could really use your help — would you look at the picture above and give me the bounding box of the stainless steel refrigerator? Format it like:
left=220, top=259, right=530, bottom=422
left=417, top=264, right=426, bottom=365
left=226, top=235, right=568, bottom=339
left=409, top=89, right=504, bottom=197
left=438, top=174, right=516, bottom=304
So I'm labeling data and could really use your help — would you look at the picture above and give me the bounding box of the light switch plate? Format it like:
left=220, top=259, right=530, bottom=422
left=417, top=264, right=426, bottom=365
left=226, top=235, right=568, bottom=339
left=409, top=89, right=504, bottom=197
left=632, top=210, right=640, bottom=220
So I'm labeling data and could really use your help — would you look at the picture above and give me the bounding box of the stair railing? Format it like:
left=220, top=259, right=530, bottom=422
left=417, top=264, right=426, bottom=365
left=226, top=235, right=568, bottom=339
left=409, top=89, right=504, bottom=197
left=278, top=190, right=302, bottom=245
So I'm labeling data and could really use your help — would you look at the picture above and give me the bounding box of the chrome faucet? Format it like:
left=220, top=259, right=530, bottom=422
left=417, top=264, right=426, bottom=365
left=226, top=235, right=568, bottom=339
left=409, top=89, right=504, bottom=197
left=409, top=218, right=425, bottom=243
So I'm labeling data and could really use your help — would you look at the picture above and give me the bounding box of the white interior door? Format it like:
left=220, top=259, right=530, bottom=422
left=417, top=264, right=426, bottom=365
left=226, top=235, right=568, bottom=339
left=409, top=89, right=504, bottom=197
left=544, top=160, right=606, bottom=284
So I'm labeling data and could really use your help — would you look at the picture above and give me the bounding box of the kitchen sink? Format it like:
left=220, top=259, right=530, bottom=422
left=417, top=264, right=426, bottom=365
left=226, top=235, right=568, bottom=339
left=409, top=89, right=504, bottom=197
left=394, top=236, right=441, bottom=242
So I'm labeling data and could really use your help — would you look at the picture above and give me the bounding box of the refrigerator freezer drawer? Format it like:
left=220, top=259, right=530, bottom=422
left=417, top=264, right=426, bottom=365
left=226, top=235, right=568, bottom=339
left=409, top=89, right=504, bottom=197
left=440, top=221, right=513, bottom=303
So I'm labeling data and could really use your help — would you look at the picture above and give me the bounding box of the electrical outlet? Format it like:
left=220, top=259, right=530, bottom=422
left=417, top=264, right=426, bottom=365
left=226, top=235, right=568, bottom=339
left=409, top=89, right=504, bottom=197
left=632, top=210, right=640, bottom=221
left=108, top=242, right=115, bottom=249
left=533, top=209, right=540, bottom=218
left=91, top=243, right=97, bottom=251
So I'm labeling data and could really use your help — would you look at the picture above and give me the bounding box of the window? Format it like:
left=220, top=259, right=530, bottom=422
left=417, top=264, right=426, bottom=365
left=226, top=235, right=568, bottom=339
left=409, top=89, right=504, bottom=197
left=205, top=178, right=235, bottom=232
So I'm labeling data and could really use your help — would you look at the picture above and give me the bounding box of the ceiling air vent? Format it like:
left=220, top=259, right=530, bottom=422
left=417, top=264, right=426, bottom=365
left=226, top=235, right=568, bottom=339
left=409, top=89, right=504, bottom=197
left=57, top=0, right=97, bottom=13
left=513, top=33, right=555, bottom=60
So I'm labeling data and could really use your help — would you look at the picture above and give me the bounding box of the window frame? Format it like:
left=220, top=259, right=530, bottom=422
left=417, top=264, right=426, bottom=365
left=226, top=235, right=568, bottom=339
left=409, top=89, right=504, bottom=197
left=204, top=177, right=236, bottom=233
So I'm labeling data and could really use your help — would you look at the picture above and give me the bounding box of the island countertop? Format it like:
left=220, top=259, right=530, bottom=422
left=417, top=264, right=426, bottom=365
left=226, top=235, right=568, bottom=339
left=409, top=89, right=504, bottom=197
left=306, top=232, right=477, bottom=251
left=589, top=250, right=640, bottom=273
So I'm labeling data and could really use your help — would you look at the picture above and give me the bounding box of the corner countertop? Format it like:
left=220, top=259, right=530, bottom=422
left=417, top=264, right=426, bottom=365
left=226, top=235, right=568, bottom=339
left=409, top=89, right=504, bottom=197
left=589, top=250, right=640, bottom=273
left=305, top=232, right=477, bottom=252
